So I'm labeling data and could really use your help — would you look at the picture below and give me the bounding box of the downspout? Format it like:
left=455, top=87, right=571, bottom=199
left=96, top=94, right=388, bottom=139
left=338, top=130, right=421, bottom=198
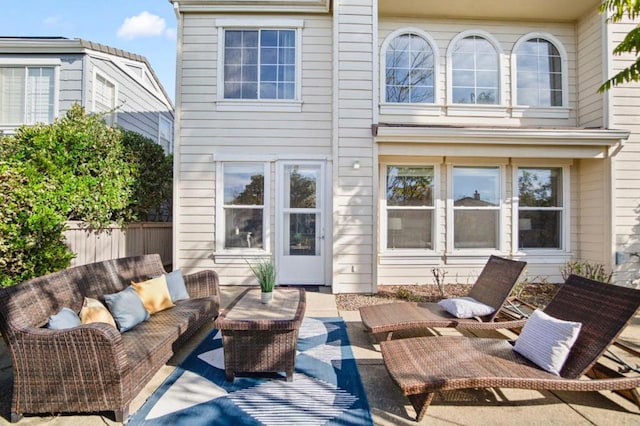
left=172, top=1, right=183, bottom=271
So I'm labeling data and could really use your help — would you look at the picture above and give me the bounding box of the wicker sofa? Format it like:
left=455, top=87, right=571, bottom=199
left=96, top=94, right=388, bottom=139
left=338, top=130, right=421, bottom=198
left=0, top=254, right=220, bottom=423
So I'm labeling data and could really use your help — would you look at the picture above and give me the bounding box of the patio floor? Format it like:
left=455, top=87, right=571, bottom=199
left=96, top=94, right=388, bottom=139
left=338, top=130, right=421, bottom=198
left=1, top=285, right=639, bottom=425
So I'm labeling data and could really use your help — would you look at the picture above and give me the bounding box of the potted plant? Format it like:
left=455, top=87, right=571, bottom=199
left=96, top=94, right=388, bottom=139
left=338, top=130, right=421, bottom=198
left=249, top=258, right=276, bottom=304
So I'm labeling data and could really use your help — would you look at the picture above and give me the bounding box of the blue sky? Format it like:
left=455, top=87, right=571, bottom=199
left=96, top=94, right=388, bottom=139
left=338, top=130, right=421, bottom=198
left=2, top=0, right=178, bottom=101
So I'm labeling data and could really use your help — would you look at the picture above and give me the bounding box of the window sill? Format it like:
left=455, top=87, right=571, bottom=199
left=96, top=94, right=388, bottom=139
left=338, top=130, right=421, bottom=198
left=380, top=103, right=443, bottom=116
left=446, top=104, right=508, bottom=117
left=511, top=107, right=570, bottom=119
left=215, top=99, right=303, bottom=112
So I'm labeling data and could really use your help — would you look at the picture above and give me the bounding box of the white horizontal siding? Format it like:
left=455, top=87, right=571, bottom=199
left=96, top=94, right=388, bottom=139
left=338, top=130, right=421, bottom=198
left=576, top=9, right=604, bottom=128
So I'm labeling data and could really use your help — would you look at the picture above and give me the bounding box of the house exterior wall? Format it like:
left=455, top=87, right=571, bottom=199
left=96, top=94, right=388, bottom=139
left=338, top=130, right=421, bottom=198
left=172, top=1, right=637, bottom=291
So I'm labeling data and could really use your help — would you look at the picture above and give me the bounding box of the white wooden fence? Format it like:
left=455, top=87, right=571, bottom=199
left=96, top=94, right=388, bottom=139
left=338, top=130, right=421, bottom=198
left=64, top=221, right=172, bottom=267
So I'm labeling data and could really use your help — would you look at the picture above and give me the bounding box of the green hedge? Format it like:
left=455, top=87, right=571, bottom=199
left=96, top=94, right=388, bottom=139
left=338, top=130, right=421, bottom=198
left=0, top=105, right=173, bottom=287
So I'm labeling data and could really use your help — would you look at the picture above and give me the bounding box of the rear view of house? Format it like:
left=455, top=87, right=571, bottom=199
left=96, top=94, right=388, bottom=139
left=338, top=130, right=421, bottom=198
left=0, top=36, right=174, bottom=153
left=170, top=0, right=640, bottom=293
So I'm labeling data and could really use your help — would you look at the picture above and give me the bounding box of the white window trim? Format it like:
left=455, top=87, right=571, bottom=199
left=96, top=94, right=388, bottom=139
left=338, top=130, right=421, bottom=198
left=446, top=30, right=507, bottom=117
left=511, top=32, right=570, bottom=119
left=0, top=60, right=60, bottom=128
left=379, top=28, right=442, bottom=117
left=92, top=70, right=118, bottom=125
left=511, top=161, right=571, bottom=255
left=158, top=114, right=173, bottom=153
left=214, top=161, right=271, bottom=255
left=446, top=162, right=507, bottom=256
left=215, top=19, right=304, bottom=112
left=379, top=161, right=441, bottom=256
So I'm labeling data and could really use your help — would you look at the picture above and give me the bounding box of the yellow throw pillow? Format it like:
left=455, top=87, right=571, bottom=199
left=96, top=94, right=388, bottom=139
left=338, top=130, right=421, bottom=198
left=80, top=297, right=117, bottom=328
left=131, top=275, right=175, bottom=314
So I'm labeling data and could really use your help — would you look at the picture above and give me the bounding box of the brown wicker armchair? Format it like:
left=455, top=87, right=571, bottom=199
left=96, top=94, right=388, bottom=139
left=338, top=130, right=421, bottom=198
left=360, top=255, right=527, bottom=340
left=380, top=274, right=640, bottom=421
left=0, top=254, right=220, bottom=423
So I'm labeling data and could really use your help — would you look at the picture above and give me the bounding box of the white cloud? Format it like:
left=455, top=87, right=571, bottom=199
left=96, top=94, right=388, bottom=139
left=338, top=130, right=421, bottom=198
left=117, top=11, right=174, bottom=40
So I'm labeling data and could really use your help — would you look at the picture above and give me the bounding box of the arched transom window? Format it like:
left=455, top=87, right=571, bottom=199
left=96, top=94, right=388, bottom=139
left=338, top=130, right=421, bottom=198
left=451, top=35, right=499, bottom=104
left=385, top=33, right=435, bottom=103
left=515, top=37, right=563, bottom=107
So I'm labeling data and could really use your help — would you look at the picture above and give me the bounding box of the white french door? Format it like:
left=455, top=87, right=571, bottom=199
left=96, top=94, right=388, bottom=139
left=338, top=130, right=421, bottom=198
left=276, top=161, right=326, bottom=285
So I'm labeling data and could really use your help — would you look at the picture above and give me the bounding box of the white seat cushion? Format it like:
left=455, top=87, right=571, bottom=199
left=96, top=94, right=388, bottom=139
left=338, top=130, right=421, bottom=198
left=437, top=296, right=495, bottom=319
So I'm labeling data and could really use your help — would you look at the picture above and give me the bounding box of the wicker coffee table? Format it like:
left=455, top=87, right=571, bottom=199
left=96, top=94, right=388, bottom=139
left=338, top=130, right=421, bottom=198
left=214, top=288, right=306, bottom=381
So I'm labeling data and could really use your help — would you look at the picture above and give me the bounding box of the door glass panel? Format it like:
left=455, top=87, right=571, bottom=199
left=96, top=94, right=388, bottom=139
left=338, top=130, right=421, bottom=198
left=288, top=213, right=318, bottom=256
left=285, top=165, right=318, bottom=208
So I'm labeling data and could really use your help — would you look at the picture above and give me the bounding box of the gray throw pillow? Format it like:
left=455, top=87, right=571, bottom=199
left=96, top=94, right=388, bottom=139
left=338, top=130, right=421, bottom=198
left=104, top=286, right=150, bottom=332
left=47, top=307, right=82, bottom=329
left=437, top=296, right=495, bottom=319
left=165, top=270, right=190, bottom=302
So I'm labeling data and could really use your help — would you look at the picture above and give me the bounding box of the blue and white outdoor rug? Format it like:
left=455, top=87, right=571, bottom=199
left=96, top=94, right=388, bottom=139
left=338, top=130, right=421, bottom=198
left=129, top=317, right=373, bottom=425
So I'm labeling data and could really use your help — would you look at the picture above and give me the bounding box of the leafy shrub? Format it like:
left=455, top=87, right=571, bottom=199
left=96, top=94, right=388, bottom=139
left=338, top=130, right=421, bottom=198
left=561, top=260, right=613, bottom=283
left=0, top=105, right=173, bottom=287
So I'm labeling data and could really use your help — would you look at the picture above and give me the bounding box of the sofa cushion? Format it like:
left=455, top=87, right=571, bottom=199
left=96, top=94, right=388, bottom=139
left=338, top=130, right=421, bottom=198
left=80, top=297, right=117, bottom=328
left=132, top=276, right=175, bottom=314
left=165, top=270, right=190, bottom=302
left=47, top=307, right=81, bottom=329
left=104, top=286, right=151, bottom=332
left=437, top=296, right=495, bottom=319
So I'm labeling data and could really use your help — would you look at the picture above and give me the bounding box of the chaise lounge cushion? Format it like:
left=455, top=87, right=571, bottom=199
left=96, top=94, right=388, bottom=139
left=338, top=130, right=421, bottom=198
left=104, top=286, right=151, bottom=332
left=437, top=296, right=495, bottom=319
left=513, top=309, right=582, bottom=375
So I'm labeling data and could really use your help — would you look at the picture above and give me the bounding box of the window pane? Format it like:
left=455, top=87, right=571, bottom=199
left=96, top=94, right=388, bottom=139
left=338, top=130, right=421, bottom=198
left=386, top=166, right=434, bottom=206
left=516, top=38, right=563, bottom=106
left=0, top=67, right=26, bottom=123
left=518, top=210, right=561, bottom=249
left=453, top=166, right=500, bottom=206
left=387, top=210, right=433, bottom=249
left=454, top=210, right=499, bottom=249
left=451, top=36, right=499, bottom=105
left=26, top=67, right=54, bottom=124
left=224, top=208, right=264, bottom=249
left=385, top=33, right=434, bottom=104
left=224, top=163, right=264, bottom=205
left=518, top=168, right=562, bottom=207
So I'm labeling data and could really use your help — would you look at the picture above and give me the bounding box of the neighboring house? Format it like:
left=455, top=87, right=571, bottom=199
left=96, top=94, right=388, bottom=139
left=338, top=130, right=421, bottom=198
left=0, top=36, right=174, bottom=153
left=170, top=0, right=640, bottom=293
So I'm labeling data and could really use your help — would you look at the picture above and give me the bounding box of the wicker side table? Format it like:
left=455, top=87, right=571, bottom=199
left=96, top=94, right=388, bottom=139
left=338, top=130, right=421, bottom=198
left=214, top=288, right=306, bottom=382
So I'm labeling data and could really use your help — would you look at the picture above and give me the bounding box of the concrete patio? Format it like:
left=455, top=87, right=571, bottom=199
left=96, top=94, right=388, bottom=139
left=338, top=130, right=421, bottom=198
left=1, top=285, right=639, bottom=425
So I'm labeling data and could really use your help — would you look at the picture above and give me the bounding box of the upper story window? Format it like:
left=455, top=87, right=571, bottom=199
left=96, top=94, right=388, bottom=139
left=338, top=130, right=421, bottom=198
left=221, top=163, right=267, bottom=250
left=224, top=29, right=296, bottom=100
left=0, top=65, right=55, bottom=125
left=517, top=167, right=565, bottom=250
left=450, top=33, right=500, bottom=105
left=93, top=73, right=116, bottom=126
left=514, top=35, right=565, bottom=107
left=384, top=165, right=435, bottom=250
left=452, top=166, right=501, bottom=250
left=385, top=32, right=435, bottom=104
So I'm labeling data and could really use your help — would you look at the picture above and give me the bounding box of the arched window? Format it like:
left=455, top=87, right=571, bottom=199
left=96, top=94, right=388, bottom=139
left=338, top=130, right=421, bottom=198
left=450, top=34, right=500, bottom=105
left=514, top=36, right=565, bottom=107
left=384, top=32, right=435, bottom=104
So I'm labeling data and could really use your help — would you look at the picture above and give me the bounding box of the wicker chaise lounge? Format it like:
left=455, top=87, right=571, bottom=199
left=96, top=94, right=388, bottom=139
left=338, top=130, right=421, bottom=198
left=380, top=274, right=640, bottom=422
left=360, top=255, right=527, bottom=340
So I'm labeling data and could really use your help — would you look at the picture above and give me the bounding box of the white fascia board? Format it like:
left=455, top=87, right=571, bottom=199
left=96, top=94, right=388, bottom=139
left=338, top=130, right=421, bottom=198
left=374, top=126, right=630, bottom=147
left=174, top=0, right=329, bottom=13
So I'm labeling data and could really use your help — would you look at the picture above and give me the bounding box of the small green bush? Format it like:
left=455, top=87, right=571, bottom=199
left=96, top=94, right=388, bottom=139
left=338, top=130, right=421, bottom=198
left=561, top=260, right=613, bottom=283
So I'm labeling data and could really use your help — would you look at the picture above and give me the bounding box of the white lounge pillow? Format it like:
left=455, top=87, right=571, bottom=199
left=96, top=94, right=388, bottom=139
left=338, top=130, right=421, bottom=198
left=437, top=296, right=495, bottom=319
left=514, top=309, right=582, bottom=376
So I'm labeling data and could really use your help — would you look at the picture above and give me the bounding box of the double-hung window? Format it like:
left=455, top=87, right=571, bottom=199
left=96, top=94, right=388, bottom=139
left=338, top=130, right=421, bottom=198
left=517, top=167, right=564, bottom=249
left=94, top=73, right=116, bottom=126
left=221, top=163, right=267, bottom=250
left=223, top=28, right=297, bottom=100
left=384, top=165, right=435, bottom=250
left=0, top=65, right=55, bottom=125
left=452, top=166, right=501, bottom=250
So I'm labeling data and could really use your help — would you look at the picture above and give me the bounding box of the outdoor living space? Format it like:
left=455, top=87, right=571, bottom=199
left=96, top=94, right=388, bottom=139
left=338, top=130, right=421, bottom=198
left=1, top=285, right=639, bottom=425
